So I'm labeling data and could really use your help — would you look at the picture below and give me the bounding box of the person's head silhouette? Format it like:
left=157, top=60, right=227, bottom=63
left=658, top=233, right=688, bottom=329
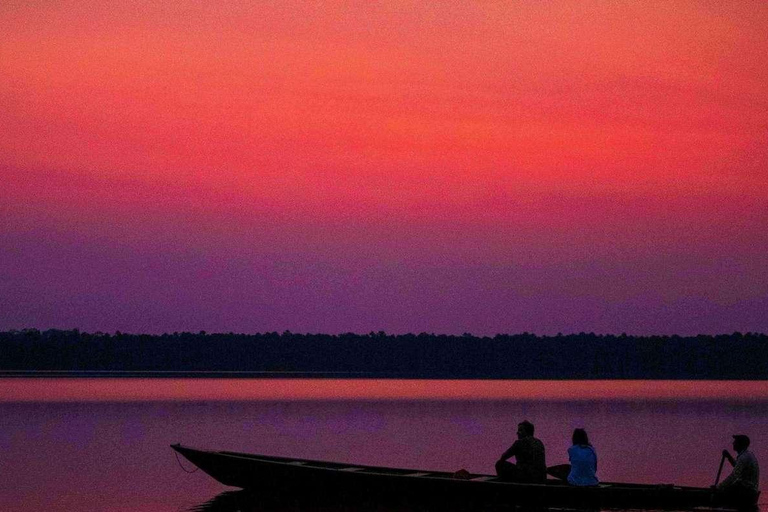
left=572, top=428, right=591, bottom=446
left=517, top=420, right=535, bottom=439
left=732, top=434, right=750, bottom=454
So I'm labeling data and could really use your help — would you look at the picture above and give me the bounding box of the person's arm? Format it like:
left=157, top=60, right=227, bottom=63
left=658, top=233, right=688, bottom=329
left=718, top=455, right=743, bottom=490
left=718, top=471, right=736, bottom=490
left=499, top=441, right=518, bottom=462
left=722, top=450, right=736, bottom=467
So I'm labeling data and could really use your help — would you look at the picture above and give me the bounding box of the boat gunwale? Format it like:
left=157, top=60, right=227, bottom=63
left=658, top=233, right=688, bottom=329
left=172, top=444, right=713, bottom=493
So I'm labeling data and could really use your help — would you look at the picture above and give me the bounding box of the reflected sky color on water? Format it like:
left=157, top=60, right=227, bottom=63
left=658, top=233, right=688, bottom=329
left=0, top=380, right=766, bottom=511
left=4, top=378, right=768, bottom=402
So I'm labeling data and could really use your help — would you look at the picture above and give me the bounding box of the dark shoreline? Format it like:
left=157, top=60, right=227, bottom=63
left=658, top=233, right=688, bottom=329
left=4, top=329, right=768, bottom=379
left=0, top=370, right=384, bottom=378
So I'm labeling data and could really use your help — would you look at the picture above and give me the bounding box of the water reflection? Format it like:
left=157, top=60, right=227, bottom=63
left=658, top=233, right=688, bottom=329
left=188, top=490, right=407, bottom=512
left=188, top=491, right=593, bottom=512
left=5, top=379, right=768, bottom=403
left=188, top=490, right=255, bottom=512
left=2, top=382, right=766, bottom=512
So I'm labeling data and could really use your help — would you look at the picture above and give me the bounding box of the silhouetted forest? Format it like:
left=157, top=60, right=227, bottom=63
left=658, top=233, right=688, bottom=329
left=1, top=329, right=767, bottom=379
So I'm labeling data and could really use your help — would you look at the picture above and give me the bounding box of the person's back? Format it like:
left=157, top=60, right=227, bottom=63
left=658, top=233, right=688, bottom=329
left=736, top=449, right=760, bottom=491
left=568, top=445, right=598, bottom=486
left=496, top=420, right=547, bottom=483
left=567, top=428, right=598, bottom=486
left=513, top=436, right=547, bottom=481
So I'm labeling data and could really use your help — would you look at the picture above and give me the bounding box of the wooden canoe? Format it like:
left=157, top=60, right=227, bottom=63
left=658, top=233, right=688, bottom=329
left=172, top=444, right=758, bottom=510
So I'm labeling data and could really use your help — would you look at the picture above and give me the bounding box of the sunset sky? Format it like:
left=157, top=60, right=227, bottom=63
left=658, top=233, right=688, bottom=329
left=1, top=1, right=766, bottom=335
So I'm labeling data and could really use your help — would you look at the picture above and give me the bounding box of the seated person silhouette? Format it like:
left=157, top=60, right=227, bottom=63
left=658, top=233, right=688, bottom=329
left=717, top=434, right=759, bottom=505
left=567, top=428, right=598, bottom=486
left=495, top=420, right=547, bottom=483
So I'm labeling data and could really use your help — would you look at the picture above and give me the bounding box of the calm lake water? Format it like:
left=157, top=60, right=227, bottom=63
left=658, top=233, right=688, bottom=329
left=0, top=379, right=766, bottom=512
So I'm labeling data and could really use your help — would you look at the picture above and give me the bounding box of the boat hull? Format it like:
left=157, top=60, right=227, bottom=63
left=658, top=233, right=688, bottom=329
left=172, top=445, right=757, bottom=511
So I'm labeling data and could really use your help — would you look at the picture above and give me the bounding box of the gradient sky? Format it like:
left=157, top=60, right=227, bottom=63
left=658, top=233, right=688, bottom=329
left=1, top=1, right=766, bottom=335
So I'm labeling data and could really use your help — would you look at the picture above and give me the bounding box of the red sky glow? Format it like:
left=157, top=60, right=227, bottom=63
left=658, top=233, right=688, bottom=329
left=1, top=1, right=767, bottom=335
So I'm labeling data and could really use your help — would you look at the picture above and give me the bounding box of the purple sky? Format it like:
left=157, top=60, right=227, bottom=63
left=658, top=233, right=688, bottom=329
left=2, top=1, right=767, bottom=335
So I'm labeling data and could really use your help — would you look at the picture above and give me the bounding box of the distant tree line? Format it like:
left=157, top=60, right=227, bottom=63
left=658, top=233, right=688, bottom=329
left=1, top=329, right=767, bottom=379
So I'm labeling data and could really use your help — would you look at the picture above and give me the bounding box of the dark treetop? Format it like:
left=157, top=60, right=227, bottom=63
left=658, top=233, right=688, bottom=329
left=1, top=329, right=767, bottom=379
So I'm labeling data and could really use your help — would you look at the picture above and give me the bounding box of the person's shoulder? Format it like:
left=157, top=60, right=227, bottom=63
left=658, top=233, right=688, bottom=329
left=571, top=444, right=596, bottom=455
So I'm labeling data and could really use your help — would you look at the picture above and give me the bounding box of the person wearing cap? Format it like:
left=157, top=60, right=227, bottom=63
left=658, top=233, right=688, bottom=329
left=495, top=420, right=547, bottom=482
left=717, top=434, right=759, bottom=501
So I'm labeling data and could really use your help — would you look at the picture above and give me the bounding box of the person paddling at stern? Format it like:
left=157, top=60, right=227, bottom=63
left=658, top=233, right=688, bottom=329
left=717, top=434, right=759, bottom=504
left=496, top=420, right=547, bottom=483
left=567, top=428, right=599, bottom=486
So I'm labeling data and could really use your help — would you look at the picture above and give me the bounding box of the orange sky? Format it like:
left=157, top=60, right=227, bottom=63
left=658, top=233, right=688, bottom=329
left=1, top=1, right=767, bottom=334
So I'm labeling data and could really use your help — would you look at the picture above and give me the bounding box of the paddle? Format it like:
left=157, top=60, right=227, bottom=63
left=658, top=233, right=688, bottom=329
left=547, top=464, right=571, bottom=481
left=714, top=452, right=726, bottom=487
